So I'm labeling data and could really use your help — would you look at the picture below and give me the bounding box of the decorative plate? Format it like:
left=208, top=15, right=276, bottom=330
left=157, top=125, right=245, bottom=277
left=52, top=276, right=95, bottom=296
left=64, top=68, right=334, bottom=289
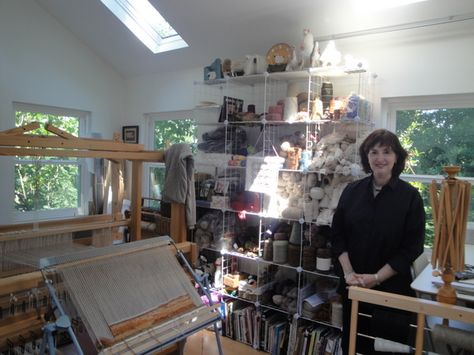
left=266, top=43, right=293, bottom=65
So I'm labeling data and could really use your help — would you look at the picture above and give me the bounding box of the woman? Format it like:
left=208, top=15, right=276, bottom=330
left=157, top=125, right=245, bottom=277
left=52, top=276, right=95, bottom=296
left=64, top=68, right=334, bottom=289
left=332, top=129, right=425, bottom=354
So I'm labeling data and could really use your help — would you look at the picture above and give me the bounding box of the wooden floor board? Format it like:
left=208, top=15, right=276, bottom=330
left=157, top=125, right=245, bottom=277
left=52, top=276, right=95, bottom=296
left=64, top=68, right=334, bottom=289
left=183, top=329, right=263, bottom=355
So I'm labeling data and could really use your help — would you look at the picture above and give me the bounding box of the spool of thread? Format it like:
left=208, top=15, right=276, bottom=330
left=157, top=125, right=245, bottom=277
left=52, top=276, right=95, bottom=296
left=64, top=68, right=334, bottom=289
left=303, top=200, right=313, bottom=223
left=302, top=245, right=316, bottom=271
left=316, top=248, right=332, bottom=271
left=283, top=97, right=298, bottom=122
left=331, top=301, right=343, bottom=327
left=289, top=222, right=302, bottom=245
left=321, top=81, right=333, bottom=112
left=273, top=240, right=288, bottom=264
left=263, top=238, right=273, bottom=261
left=287, top=243, right=300, bottom=267
left=274, top=232, right=288, bottom=241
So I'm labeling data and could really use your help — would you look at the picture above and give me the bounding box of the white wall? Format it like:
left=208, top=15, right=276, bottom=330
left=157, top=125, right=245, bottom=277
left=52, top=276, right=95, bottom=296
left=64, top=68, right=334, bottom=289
left=125, top=20, right=474, bottom=129
left=0, top=0, right=126, bottom=224
left=125, top=68, right=201, bottom=144
left=1, top=0, right=473, bottom=225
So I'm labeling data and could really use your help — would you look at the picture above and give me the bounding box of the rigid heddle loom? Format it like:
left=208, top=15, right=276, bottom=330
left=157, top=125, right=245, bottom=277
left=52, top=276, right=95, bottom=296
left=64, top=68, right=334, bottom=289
left=33, top=236, right=223, bottom=354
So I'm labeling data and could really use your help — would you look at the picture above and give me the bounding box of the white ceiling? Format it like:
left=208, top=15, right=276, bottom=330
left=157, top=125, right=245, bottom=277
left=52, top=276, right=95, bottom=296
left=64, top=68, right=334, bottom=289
left=35, top=0, right=474, bottom=79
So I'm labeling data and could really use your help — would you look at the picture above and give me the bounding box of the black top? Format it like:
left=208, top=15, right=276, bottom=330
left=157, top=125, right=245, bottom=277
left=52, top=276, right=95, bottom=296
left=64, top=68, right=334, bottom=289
left=332, top=175, right=425, bottom=296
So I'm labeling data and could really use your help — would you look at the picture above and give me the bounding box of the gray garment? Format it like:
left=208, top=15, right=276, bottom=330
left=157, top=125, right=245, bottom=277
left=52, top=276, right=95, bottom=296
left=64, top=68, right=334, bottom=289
left=162, top=143, right=196, bottom=229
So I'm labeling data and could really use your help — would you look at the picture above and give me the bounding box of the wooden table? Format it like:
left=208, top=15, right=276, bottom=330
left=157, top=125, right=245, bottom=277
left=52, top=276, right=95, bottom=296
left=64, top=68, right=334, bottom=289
left=411, top=244, right=474, bottom=303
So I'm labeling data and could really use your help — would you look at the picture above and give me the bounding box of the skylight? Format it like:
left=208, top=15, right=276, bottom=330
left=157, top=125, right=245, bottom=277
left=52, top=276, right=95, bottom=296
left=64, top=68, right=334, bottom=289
left=100, top=0, right=188, bottom=54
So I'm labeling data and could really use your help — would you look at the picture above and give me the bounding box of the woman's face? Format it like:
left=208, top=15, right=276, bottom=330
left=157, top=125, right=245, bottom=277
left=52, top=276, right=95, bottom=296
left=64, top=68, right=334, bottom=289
left=368, top=143, right=397, bottom=179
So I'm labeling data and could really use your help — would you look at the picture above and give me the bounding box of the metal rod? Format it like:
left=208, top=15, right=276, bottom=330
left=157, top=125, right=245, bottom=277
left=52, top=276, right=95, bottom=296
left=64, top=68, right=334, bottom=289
left=314, top=12, right=474, bottom=42
left=41, top=271, right=84, bottom=355
left=170, top=239, right=225, bottom=355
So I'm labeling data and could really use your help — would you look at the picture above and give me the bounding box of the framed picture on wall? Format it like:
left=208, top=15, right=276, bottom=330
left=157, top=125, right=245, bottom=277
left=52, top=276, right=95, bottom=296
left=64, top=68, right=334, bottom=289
left=122, top=125, right=139, bottom=144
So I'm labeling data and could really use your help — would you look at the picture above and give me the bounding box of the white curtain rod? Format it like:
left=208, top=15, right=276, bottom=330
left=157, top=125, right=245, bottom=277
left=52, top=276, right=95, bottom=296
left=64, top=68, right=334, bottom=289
left=315, top=12, right=474, bottom=42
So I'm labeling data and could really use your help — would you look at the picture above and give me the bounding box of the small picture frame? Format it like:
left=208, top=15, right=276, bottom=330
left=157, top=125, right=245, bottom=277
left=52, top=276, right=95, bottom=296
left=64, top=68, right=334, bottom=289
left=122, top=125, right=139, bottom=144
left=219, top=96, right=244, bottom=122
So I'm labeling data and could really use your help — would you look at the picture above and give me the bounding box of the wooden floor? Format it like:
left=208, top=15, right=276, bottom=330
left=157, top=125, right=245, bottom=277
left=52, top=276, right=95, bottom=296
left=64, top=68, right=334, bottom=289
left=183, top=329, right=263, bottom=355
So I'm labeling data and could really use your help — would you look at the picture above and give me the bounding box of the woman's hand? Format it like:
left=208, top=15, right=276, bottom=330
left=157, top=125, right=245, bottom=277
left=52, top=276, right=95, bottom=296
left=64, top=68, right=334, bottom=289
left=344, top=272, right=363, bottom=286
left=356, top=273, right=379, bottom=288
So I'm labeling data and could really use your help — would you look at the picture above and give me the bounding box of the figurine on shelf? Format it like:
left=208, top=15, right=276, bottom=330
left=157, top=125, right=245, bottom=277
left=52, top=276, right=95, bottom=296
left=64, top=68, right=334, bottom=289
left=320, top=40, right=342, bottom=67
left=203, top=58, right=223, bottom=81
left=285, top=46, right=300, bottom=72
left=298, top=28, right=314, bottom=69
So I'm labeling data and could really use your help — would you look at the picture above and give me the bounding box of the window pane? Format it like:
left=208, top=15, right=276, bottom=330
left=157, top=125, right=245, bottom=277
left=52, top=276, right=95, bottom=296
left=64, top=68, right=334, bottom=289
left=16, top=111, right=79, bottom=135
left=396, top=106, right=474, bottom=247
left=395, top=108, right=474, bottom=176
left=149, top=166, right=166, bottom=200
left=14, top=107, right=82, bottom=214
left=153, top=119, right=197, bottom=151
left=15, top=163, right=80, bottom=211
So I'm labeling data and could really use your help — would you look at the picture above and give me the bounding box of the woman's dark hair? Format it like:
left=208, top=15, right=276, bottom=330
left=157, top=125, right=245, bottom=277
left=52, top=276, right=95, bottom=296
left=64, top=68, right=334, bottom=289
left=359, top=129, right=408, bottom=177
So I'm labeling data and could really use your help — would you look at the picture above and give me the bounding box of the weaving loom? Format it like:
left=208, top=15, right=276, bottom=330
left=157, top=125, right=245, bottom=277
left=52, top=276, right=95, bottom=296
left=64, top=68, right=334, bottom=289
left=33, top=236, right=223, bottom=354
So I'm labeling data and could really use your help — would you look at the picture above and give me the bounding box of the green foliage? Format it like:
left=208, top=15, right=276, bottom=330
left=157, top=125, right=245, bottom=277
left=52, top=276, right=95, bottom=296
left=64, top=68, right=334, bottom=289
left=15, top=164, right=79, bottom=211
left=14, top=111, right=80, bottom=212
left=396, top=108, right=474, bottom=247
left=153, top=119, right=197, bottom=151
left=396, top=108, right=474, bottom=176
left=149, top=119, right=197, bottom=200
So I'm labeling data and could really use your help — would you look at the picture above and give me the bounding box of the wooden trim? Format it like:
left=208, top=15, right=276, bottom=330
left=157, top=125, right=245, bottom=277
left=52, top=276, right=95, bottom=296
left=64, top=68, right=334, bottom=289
left=0, top=122, right=40, bottom=136
left=170, top=203, right=187, bottom=243
left=348, top=286, right=474, bottom=354
left=0, top=271, right=43, bottom=294
left=0, top=219, right=130, bottom=241
left=415, top=313, right=425, bottom=355
left=0, top=214, right=114, bottom=233
left=0, top=147, right=163, bottom=161
left=0, top=134, right=144, bottom=151
left=131, top=161, right=143, bottom=240
left=45, top=123, right=78, bottom=140
left=348, top=287, right=474, bottom=323
left=348, top=299, right=359, bottom=355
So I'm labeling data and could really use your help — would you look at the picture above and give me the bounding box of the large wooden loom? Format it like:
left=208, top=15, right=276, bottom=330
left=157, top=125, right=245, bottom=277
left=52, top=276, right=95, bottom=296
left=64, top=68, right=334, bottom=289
left=35, top=236, right=223, bottom=354
left=0, top=122, right=199, bottom=352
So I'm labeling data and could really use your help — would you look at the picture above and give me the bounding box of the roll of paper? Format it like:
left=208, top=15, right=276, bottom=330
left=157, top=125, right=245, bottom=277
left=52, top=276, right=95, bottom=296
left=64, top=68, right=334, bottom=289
left=284, top=97, right=298, bottom=122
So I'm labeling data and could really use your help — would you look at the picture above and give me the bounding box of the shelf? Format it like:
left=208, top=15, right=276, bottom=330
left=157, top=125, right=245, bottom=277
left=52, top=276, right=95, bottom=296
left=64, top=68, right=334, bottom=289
left=199, top=66, right=368, bottom=87
left=194, top=63, right=375, bottom=351
left=298, top=314, right=342, bottom=330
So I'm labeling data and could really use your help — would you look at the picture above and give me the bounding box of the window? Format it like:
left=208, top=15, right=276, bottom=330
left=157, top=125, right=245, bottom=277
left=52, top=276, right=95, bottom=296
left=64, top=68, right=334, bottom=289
left=100, top=0, right=188, bottom=54
left=13, top=102, right=90, bottom=221
left=144, top=111, right=197, bottom=207
left=384, top=94, right=474, bottom=246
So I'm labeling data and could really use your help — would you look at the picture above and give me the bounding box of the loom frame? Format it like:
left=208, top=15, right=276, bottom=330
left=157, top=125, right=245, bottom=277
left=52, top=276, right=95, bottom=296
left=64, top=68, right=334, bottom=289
left=38, top=236, right=223, bottom=355
left=0, top=122, right=197, bottom=351
left=347, top=286, right=474, bottom=355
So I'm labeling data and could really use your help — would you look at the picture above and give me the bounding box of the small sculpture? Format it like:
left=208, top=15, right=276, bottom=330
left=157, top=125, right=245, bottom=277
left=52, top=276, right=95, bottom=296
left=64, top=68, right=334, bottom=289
left=203, top=58, right=223, bottom=81
left=320, top=40, right=342, bottom=67
left=243, top=54, right=267, bottom=75
left=299, top=28, right=314, bottom=69
left=285, top=46, right=299, bottom=72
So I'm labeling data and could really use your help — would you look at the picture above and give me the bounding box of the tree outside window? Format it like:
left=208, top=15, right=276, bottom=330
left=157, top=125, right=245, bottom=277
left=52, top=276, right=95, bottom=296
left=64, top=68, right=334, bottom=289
left=148, top=118, right=197, bottom=208
left=395, top=107, right=474, bottom=246
left=15, top=110, right=82, bottom=213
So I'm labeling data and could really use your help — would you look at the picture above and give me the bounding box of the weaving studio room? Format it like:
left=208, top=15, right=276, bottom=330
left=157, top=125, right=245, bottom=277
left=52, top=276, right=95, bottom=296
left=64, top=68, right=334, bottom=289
left=1, top=0, right=474, bottom=354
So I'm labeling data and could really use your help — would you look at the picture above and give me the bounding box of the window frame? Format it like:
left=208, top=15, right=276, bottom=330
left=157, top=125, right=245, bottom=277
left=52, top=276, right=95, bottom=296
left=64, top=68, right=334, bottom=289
left=382, top=93, right=474, bottom=244
left=12, top=102, right=91, bottom=222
